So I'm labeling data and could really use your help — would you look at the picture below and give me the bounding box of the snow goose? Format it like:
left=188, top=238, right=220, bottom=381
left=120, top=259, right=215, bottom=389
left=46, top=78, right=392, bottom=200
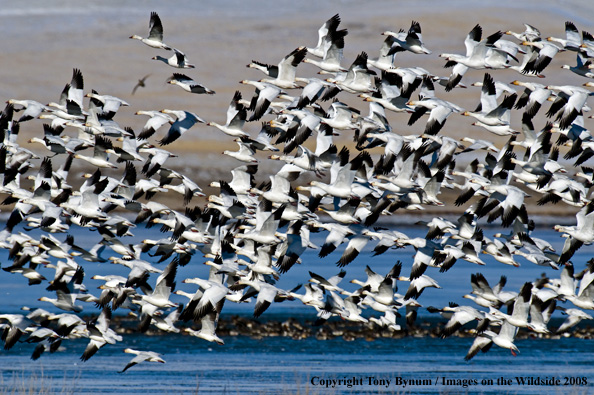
left=554, top=201, right=594, bottom=263
left=180, top=277, right=228, bottom=321
left=543, top=264, right=576, bottom=298
left=308, top=270, right=347, bottom=293
left=223, top=138, right=258, bottom=163
left=336, top=231, right=370, bottom=267
left=407, top=94, right=464, bottom=136
left=562, top=53, right=594, bottom=79
left=288, top=283, right=326, bottom=310
left=427, top=302, right=484, bottom=337
left=556, top=307, right=593, bottom=334
left=464, top=94, right=518, bottom=135
left=505, top=23, right=541, bottom=42
left=28, top=124, right=74, bottom=156
left=465, top=273, right=503, bottom=307
left=566, top=283, right=594, bottom=310
left=111, top=257, right=162, bottom=290
left=238, top=245, right=280, bottom=280
left=7, top=99, right=47, bottom=122
left=581, top=30, right=594, bottom=57
left=546, top=84, right=592, bottom=130
left=369, top=309, right=401, bottom=331
left=488, top=282, right=532, bottom=328
left=45, top=69, right=85, bottom=122
left=47, top=313, right=85, bottom=337
left=151, top=305, right=182, bottom=333
left=360, top=71, right=419, bottom=114
left=85, top=92, right=129, bottom=120
left=362, top=228, right=407, bottom=256
left=483, top=237, right=519, bottom=267
left=80, top=307, right=122, bottom=362
left=256, top=174, right=296, bottom=204
left=469, top=73, right=499, bottom=113
left=326, top=52, right=377, bottom=94
left=130, top=12, right=172, bottom=50
left=306, top=14, right=342, bottom=58
left=511, top=80, right=553, bottom=118
left=0, top=314, right=36, bottom=350
left=141, top=146, right=178, bottom=178
left=119, top=349, right=165, bottom=373
left=258, top=47, right=308, bottom=89
left=207, top=91, right=248, bottom=137
left=8, top=266, right=47, bottom=285
left=321, top=100, right=359, bottom=130
left=308, top=151, right=367, bottom=199
left=521, top=40, right=563, bottom=75
left=304, top=29, right=348, bottom=73
left=383, top=21, right=431, bottom=55
left=350, top=261, right=402, bottom=292
left=406, top=76, right=464, bottom=135
left=162, top=174, right=205, bottom=205
left=315, top=291, right=352, bottom=323
left=367, top=34, right=398, bottom=71
left=546, top=21, right=581, bottom=52
left=233, top=277, right=292, bottom=318
left=440, top=26, right=506, bottom=90
left=67, top=68, right=84, bottom=110
left=474, top=183, right=529, bottom=228
left=317, top=198, right=361, bottom=224
left=240, top=80, right=283, bottom=121
left=157, top=109, right=205, bottom=145
left=135, top=110, right=174, bottom=140
left=153, top=48, right=195, bottom=69
left=527, top=296, right=555, bottom=334
left=275, top=220, right=308, bottom=273
left=210, top=165, right=252, bottom=195
left=292, top=77, right=330, bottom=109
left=359, top=272, right=400, bottom=307
left=236, top=202, right=285, bottom=245
left=464, top=321, right=519, bottom=360
left=400, top=274, right=441, bottom=300
left=308, top=219, right=355, bottom=258
left=185, top=312, right=225, bottom=345
left=73, top=136, right=118, bottom=169
left=167, top=73, right=215, bottom=94
left=140, top=261, right=178, bottom=309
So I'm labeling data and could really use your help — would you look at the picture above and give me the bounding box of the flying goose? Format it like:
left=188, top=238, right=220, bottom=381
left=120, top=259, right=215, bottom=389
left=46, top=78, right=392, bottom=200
left=306, top=14, right=342, bottom=58
left=153, top=48, right=195, bottom=69
left=157, top=109, right=206, bottom=146
left=130, top=12, right=172, bottom=50
left=382, top=21, right=432, bottom=55
left=206, top=91, right=248, bottom=137
left=119, top=348, right=166, bottom=373
left=167, top=73, right=215, bottom=94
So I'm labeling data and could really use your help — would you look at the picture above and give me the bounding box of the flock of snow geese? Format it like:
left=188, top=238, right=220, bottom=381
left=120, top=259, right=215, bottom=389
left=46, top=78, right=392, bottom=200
left=2, top=11, right=594, bottom=370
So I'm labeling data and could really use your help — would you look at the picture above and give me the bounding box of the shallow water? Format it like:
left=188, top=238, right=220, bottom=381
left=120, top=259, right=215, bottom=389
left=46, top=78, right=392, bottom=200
left=1, top=329, right=593, bottom=394
left=1, top=224, right=594, bottom=394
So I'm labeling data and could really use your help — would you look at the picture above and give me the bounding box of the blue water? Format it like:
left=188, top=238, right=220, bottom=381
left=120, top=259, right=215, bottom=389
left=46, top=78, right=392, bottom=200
left=0, top=222, right=584, bottom=314
left=1, top=328, right=593, bottom=394
left=1, top=222, right=594, bottom=394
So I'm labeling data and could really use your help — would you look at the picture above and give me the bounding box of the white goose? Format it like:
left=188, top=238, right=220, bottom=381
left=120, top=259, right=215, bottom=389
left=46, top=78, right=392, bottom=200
left=130, top=12, right=172, bottom=50
left=119, top=349, right=166, bottom=373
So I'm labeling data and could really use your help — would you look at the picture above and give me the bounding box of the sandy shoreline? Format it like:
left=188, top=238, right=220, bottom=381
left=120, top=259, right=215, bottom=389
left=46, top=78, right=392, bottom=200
left=1, top=0, right=593, bottom=214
